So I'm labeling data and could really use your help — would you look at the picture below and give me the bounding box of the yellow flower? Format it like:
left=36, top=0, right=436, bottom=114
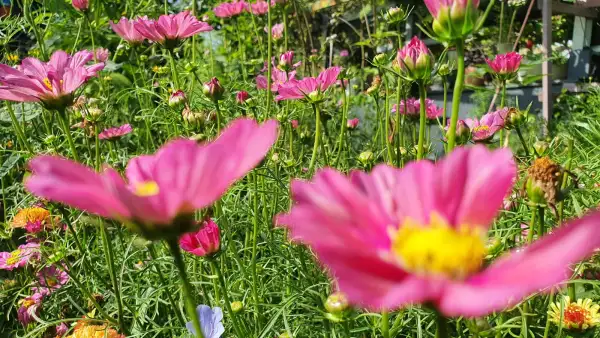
left=548, top=296, right=600, bottom=331
left=7, top=54, right=19, bottom=62
left=66, top=322, right=124, bottom=338
left=11, top=207, right=54, bottom=230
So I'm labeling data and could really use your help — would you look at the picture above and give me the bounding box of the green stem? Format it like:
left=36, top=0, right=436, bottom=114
left=395, top=78, right=402, bottom=166
left=94, top=124, right=101, bottom=171
left=515, top=127, right=531, bottom=158
left=381, top=311, right=390, bottom=338
left=527, top=205, right=537, bottom=244
left=147, top=244, right=186, bottom=326
left=308, top=103, right=322, bottom=175
left=334, top=82, right=349, bottom=167
left=266, top=0, right=273, bottom=116
left=166, top=238, right=205, bottom=338
left=508, top=9, right=517, bottom=45
left=283, top=4, right=288, bottom=51
left=417, top=82, right=427, bottom=160
left=57, top=109, right=80, bottom=162
left=537, top=206, right=545, bottom=237
left=249, top=14, right=265, bottom=60
left=6, top=103, right=33, bottom=154
left=233, top=19, right=247, bottom=81
left=24, top=0, right=47, bottom=60
left=499, top=80, right=506, bottom=146
left=446, top=39, right=465, bottom=152
left=251, top=172, right=263, bottom=329
left=558, top=138, right=574, bottom=224
left=435, top=314, right=449, bottom=338
left=542, top=292, right=555, bottom=338
left=208, top=258, right=245, bottom=337
left=168, top=49, right=181, bottom=90
left=215, top=100, right=222, bottom=134
left=498, top=0, right=505, bottom=43
left=99, top=220, right=127, bottom=334
left=442, top=78, right=448, bottom=127
left=384, top=74, right=393, bottom=163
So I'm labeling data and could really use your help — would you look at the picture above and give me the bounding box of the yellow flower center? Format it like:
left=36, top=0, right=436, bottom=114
left=46, top=277, right=58, bottom=287
left=134, top=181, right=160, bottom=197
left=6, top=250, right=21, bottom=266
left=22, top=299, right=35, bottom=308
left=43, top=78, right=53, bottom=90
left=390, top=214, right=487, bottom=280
left=472, top=125, right=490, bottom=133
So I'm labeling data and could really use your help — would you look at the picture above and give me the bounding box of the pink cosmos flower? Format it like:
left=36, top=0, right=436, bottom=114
left=275, top=67, right=341, bottom=101
left=0, top=243, right=41, bottom=270
left=392, top=98, right=442, bottom=120
left=72, top=0, right=88, bottom=11
left=94, top=48, right=110, bottom=62
left=36, top=265, right=70, bottom=292
left=464, top=108, right=507, bottom=142
left=250, top=0, right=269, bottom=15
left=179, top=219, right=221, bottom=256
left=0, top=50, right=104, bottom=110
left=256, top=68, right=296, bottom=92
left=347, top=118, right=359, bottom=129
left=18, top=293, right=43, bottom=326
left=98, top=124, right=133, bottom=141
left=236, top=90, right=250, bottom=104
left=26, top=119, right=278, bottom=240
left=486, top=52, right=523, bottom=75
left=269, top=23, right=284, bottom=40
left=339, top=49, right=349, bottom=58
left=134, top=11, right=213, bottom=47
left=276, top=146, right=600, bottom=317
left=110, top=17, right=146, bottom=45
left=291, top=120, right=299, bottom=129
left=214, top=1, right=249, bottom=18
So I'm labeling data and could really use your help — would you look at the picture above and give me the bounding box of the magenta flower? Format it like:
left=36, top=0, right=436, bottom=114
left=269, top=23, right=284, bottom=40
left=179, top=219, right=221, bottom=257
left=110, top=17, right=146, bottom=45
left=277, top=146, right=600, bottom=317
left=425, top=0, right=480, bottom=41
left=291, top=120, right=299, bottom=129
left=486, top=52, right=523, bottom=76
left=36, top=265, right=69, bottom=293
left=464, top=108, right=507, bottom=142
left=134, top=11, right=213, bottom=48
left=275, top=67, right=341, bottom=101
left=214, top=0, right=249, bottom=18
left=72, top=0, right=88, bottom=11
left=99, top=124, right=133, bottom=141
left=347, top=118, right=359, bottom=129
left=236, top=90, right=250, bottom=104
left=26, top=119, right=278, bottom=240
left=0, top=50, right=104, bottom=110
left=250, top=0, right=269, bottom=15
left=395, top=36, right=432, bottom=80
left=0, top=243, right=41, bottom=270
left=18, top=293, right=43, bottom=326
left=392, top=98, right=441, bottom=120
left=278, top=51, right=295, bottom=70
left=256, top=68, right=296, bottom=92
left=339, top=49, right=349, bottom=58
left=94, top=48, right=110, bottom=62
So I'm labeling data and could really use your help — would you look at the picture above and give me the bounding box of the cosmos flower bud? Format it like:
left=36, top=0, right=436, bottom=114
left=278, top=51, right=295, bottom=71
left=438, top=63, right=452, bottom=77
left=533, top=140, right=549, bottom=156
left=203, top=77, right=225, bottom=102
left=386, top=6, right=408, bottom=23
left=169, top=90, right=187, bottom=107
left=347, top=118, right=359, bottom=130
left=373, top=53, right=389, bottom=67
left=236, top=91, right=250, bottom=104
left=395, top=37, right=433, bottom=81
left=231, top=301, right=244, bottom=313
left=425, top=0, right=480, bottom=41
left=325, top=292, right=349, bottom=315
left=72, top=0, right=89, bottom=11
left=358, top=150, right=374, bottom=165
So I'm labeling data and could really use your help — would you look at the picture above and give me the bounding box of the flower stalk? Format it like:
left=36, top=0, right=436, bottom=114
left=446, top=39, right=465, bottom=151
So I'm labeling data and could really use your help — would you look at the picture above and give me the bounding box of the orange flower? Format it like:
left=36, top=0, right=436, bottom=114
left=11, top=207, right=55, bottom=233
left=66, top=322, right=125, bottom=338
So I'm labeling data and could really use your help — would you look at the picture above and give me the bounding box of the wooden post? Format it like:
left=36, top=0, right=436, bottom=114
left=542, top=0, right=552, bottom=134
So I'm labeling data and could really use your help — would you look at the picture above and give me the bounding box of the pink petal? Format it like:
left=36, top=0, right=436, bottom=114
left=439, top=210, right=600, bottom=317
left=317, top=66, right=341, bottom=91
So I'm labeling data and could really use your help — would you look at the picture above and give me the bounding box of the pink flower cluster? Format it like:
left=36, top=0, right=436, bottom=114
left=0, top=50, right=104, bottom=109
left=392, top=98, right=443, bottom=120
left=256, top=52, right=299, bottom=92
left=17, top=264, right=69, bottom=326
left=214, top=0, right=249, bottom=18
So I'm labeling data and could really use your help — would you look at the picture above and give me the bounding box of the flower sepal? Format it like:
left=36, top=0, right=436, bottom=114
left=129, top=213, right=199, bottom=241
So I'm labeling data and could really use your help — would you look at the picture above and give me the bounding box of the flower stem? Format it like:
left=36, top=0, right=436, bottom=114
left=168, top=49, right=181, bottom=90
left=515, top=127, right=531, bottom=158
left=266, top=0, right=273, bottom=116
left=395, top=78, right=402, bottom=167
left=147, top=244, right=186, bottom=326
left=309, top=103, right=322, bottom=175
left=5, top=102, right=33, bottom=154
left=442, top=78, right=448, bottom=127
left=208, top=258, right=245, bottom=337
left=499, top=80, right=506, bottom=146
left=527, top=205, right=537, bottom=244
left=57, top=109, right=80, bottom=162
left=99, top=220, right=127, bottom=334
left=214, top=100, right=222, bottom=134
left=384, top=73, right=393, bottom=163
left=435, top=313, right=449, bottom=338
left=250, top=171, right=264, bottom=330
left=417, top=82, right=427, bottom=160
left=446, top=39, right=465, bottom=152
left=334, top=81, right=349, bottom=167
left=166, top=238, right=205, bottom=338
left=23, top=0, right=47, bottom=60
left=381, top=310, right=390, bottom=338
